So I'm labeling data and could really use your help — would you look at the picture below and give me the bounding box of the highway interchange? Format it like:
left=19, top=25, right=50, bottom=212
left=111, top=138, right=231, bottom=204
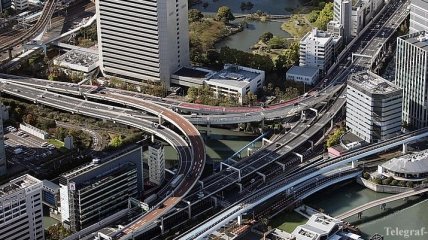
left=0, top=0, right=417, bottom=238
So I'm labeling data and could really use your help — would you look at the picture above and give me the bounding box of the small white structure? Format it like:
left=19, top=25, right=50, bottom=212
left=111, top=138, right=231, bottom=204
left=346, top=71, right=402, bottom=143
left=299, top=28, right=334, bottom=74
left=292, top=213, right=363, bottom=240
left=378, top=150, right=428, bottom=182
left=148, top=144, right=165, bottom=186
left=204, top=64, right=265, bottom=104
left=64, top=135, right=74, bottom=150
left=19, top=123, right=49, bottom=139
left=286, top=65, right=320, bottom=85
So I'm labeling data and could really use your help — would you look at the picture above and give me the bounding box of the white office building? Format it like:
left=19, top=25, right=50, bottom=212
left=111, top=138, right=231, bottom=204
left=299, top=28, right=334, bottom=74
left=148, top=144, right=165, bottom=186
left=96, top=0, right=190, bottom=87
left=410, top=0, right=428, bottom=33
left=351, top=0, right=384, bottom=37
left=204, top=64, right=265, bottom=104
left=347, top=71, right=402, bottom=143
left=333, top=0, right=352, bottom=41
left=395, top=31, right=428, bottom=128
left=12, top=0, right=28, bottom=11
left=0, top=111, right=5, bottom=176
left=0, top=174, right=44, bottom=240
left=286, top=65, right=320, bottom=85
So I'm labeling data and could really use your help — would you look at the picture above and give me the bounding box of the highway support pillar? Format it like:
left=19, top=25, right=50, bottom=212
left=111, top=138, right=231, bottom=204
left=262, top=138, right=272, bottom=146
left=237, top=215, right=242, bottom=225
left=293, top=152, right=304, bottom=163
left=199, top=180, right=204, bottom=189
left=158, top=115, right=163, bottom=125
left=309, top=108, right=318, bottom=117
left=160, top=217, right=165, bottom=235
left=351, top=161, right=357, bottom=168
left=237, top=183, right=243, bottom=193
left=275, top=161, right=286, bottom=171
left=186, top=201, right=192, bottom=219
left=8, top=48, right=12, bottom=60
left=301, top=110, right=306, bottom=120
left=330, top=119, right=334, bottom=129
left=151, top=134, right=155, bottom=143
left=308, top=140, right=314, bottom=150
left=380, top=203, right=386, bottom=211
left=357, top=212, right=362, bottom=219
left=256, top=172, right=266, bottom=183
left=402, top=143, right=408, bottom=154
left=211, top=196, right=218, bottom=207
left=261, top=118, right=265, bottom=129
left=247, top=147, right=253, bottom=156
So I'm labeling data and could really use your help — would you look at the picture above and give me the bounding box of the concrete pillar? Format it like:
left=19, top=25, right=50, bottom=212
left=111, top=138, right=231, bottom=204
left=308, top=140, right=314, bottom=150
left=207, top=123, right=211, bottom=136
left=402, top=143, right=407, bottom=154
left=261, top=118, right=265, bottom=129
left=357, top=212, right=362, bottom=219
left=160, top=217, right=164, bottom=234
left=211, top=196, right=218, bottom=207
left=301, top=111, right=306, bottom=120
left=199, top=180, right=204, bottom=189
left=237, top=215, right=242, bottom=225
left=293, top=152, right=304, bottom=163
left=8, top=48, right=12, bottom=59
left=275, top=161, right=286, bottom=171
left=237, top=183, right=243, bottom=193
left=256, top=172, right=266, bottom=182
left=158, top=115, right=163, bottom=125
left=187, top=201, right=192, bottom=219
left=351, top=161, right=357, bottom=168
left=262, top=138, right=272, bottom=146
left=151, top=134, right=155, bottom=143
left=247, top=148, right=252, bottom=156
left=330, top=119, right=334, bottom=128
left=380, top=203, right=386, bottom=211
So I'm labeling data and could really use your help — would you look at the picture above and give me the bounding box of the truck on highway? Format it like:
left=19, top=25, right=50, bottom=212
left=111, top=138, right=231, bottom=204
left=170, top=174, right=184, bottom=188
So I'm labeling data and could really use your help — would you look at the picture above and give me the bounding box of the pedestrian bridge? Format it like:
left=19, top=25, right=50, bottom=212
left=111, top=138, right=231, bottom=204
left=336, top=186, right=428, bottom=220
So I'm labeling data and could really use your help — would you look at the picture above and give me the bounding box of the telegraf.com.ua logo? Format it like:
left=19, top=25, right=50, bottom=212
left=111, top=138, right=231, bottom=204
left=384, top=227, right=427, bottom=239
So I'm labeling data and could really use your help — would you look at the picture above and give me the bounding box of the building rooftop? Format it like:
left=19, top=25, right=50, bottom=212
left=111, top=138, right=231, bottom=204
left=348, top=71, right=401, bottom=95
left=206, top=64, right=262, bottom=89
left=0, top=174, right=41, bottom=198
left=174, top=67, right=211, bottom=78
left=54, top=49, right=99, bottom=70
left=287, top=65, right=319, bottom=77
left=292, top=213, right=343, bottom=240
left=382, top=150, right=428, bottom=174
left=301, top=28, right=332, bottom=46
left=401, top=31, right=428, bottom=51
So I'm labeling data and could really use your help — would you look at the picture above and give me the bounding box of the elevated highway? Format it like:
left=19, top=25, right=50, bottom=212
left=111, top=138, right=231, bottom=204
left=336, top=187, right=428, bottom=220
left=0, top=0, right=57, bottom=54
left=0, top=82, right=206, bottom=239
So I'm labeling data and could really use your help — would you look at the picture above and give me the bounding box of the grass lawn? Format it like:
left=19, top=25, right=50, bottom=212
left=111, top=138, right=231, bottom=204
left=269, top=210, right=308, bottom=233
left=47, top=139, right=65, bottom=149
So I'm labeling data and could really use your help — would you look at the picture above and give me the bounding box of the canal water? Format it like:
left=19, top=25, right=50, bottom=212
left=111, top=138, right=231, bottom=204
left=304, top=182, right=428, bottom=239
left=193, top=0, right=301, bottom=15
left=215, top=21, right=292, bottom=52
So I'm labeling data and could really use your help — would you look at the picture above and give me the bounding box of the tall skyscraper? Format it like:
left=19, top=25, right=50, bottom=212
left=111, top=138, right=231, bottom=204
left=96, top=0, right=190, bottom=87
left=0, top=174, right=44, bottom=240
left=410, top=0, right=428, bottom=33
left=395, top=31, right=428, bottom=128
left=333, top=0, right=352, bottom=42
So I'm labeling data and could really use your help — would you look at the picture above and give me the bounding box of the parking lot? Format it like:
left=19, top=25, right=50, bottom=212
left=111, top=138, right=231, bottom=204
left=4, top=125, right=58, bottom=172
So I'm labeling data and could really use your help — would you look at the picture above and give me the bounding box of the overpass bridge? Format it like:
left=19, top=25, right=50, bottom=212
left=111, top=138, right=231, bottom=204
left=175, top=126, right=428, bottom=239
left=0, top=82, right=206, bottom=239
left=336, top=187, right=428, bottom=220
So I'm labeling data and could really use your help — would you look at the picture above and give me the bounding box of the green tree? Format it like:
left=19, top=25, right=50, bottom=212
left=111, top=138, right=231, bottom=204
left=216, top=6, right=235, bottom=23
left=188, top=9, right=204, bottom=22
left=326, top=127, right=345, bottom=147
left=187, top=86, right=198, bottom=102
left=109, top=135, right=123, bottom=148
left=259, top=32, right=274, bottom=43
left=314, top=2, right=333, bottom=30
left=46, top=223, right=72, bottom=240
left=267, top=36, right=287, bottom=49
left=307, top=10, right=320, bottom=23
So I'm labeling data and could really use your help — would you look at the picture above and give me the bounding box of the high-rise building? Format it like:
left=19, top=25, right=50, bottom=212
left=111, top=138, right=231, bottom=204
left=0, top=0, right=12, bottom=12
left=0, top=111, right=5, bottom=176
left=96, top=0, right=190, bottom=87
left=410, top=0, right=428, bottom=33
left=0, top=174, right=44, bottom=240
left=299, top=28, right=334, bottom=74
left=395, top=31, right=428, bottom=128
left=59, top=146, right=143, bottom=232
left=347, top=71, right=402, bottom=142
left=12, top=0, right=28, bottom=11
left=333, top=0, right=352, bottom=41
left=148, top=143, right=165, bottom=186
